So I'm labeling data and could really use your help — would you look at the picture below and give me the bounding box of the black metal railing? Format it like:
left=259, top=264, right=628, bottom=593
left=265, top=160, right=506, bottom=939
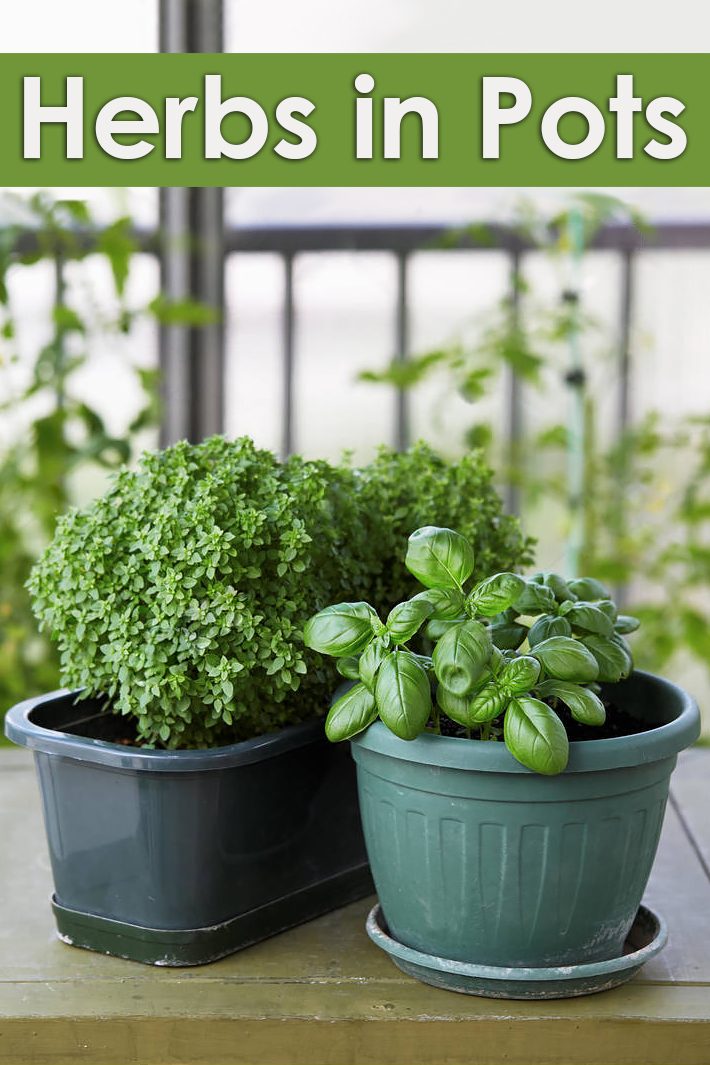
left=15, top=216, right=710, bottom=515
left=216, top=219, right=710, bottom=507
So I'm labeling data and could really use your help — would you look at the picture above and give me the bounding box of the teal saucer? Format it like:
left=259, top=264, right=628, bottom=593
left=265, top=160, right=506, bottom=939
left=366, top=903, right=667, bottom=1000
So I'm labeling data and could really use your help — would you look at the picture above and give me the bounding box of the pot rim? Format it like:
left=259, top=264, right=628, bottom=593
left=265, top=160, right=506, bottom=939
left=351, top=670, right=700, bottom=774
left=4, top=688, right=324, bottom=772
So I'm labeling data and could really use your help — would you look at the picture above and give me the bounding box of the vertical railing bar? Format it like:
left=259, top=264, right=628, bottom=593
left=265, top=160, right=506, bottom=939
left=394, top=251, right=410, bottom=451
left=505, top=250, right=523, bottom=515
left=53, top=251, right=66, bottom=412
left=282, top=252, right=295, bottom=458
left=614, top=248, right=635, bottom=606
left=158, top=0, right=225, bottom=446
left=618, top=249, right=634, bottom=442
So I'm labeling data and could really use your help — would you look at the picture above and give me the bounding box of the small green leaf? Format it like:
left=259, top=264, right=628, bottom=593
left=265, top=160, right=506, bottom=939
left=336, top=656, right=361, bottom=681
left=375, top=650, right=432, bottom=740
left=608, top=633, right=634, bottom=677
left=467, top=572, right=526, bottom=617
left=411, top=587, right=466, bottom=620
left=359, top=637, right=389, bottom=692
left=325, top=682, right=378, bottom=742
left=432, top=620, right=492, bottom=696
left=615, top=614, right=640, bottom=634
left=149, top=294, right=219, bottom=326
left=436, top=684, right=472, bottom=727
left=558, top=601, right=614, bottom=637
left=469, top=683, right=508, bottom=724
left=387, top=597, right=435, bottom=644
left=542, top=573, right=577, bottom=604
left=425, top=618, right=462, bottom=641
left=488, top=645, right=505, bottom=674
left=582, top=635, right=632, bottom=682
left=528, top=614, right=572, bottom=648
left=568, top=577, right=609, bottom=601
left=500, top=655, right=541, bottom=694
left=303, top=602, right=379, bottom=657
left=514, top=581, right=556, bottom=615
left=405, top=526, right=475, bottom=590
left=596, top=599, right=619, bottom=623
left=537, top=679, right=606, bottom=726
left=504, top=697, right=569, bottom=775
left=531, top=636, right=599, bottom=682
left=490, top=620, right=527, bottom=651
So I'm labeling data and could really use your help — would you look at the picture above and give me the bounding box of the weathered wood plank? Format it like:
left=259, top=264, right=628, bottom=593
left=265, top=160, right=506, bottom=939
left=670, top=748, right=710, bottom=877
left=641, top=802, right=710, bottom=983
left=0, top=987, right=709, bottom=1065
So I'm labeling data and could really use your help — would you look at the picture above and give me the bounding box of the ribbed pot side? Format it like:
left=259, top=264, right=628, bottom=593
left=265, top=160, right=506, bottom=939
left=351, top=671, right=700, bottom=969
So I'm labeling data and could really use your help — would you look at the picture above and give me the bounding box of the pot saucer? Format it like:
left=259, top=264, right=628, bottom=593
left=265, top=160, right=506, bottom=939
left=366, top=903, right=667, bottom=999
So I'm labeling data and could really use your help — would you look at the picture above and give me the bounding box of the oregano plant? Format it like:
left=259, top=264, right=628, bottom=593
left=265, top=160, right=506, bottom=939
left=305, top=526, right=640, bottom=775
left=28, top=438, right=530, bottom=749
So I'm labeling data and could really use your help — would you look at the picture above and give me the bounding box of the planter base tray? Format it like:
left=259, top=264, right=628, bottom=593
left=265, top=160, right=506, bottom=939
left=366, top=903, right=667, bottom=999
left=51, top=864, right=374, bottom=966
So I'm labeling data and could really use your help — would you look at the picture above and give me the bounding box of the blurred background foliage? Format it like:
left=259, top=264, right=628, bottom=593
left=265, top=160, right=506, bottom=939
left=0, top=192, right=209, bottom=718
left=1, top=190, right=708, bottom=727
left=361, top=194, right=710, bottom=694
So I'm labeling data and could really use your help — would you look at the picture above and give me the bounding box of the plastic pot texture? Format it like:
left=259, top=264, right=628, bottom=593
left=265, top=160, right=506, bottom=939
left=6, top=689, right=372, bottom=965
left=352, top=671, right=699, bottom=970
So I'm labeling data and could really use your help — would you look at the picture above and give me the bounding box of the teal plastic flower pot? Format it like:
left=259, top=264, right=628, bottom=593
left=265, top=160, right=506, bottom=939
left=351, top=670, right=699, bottom=970
left=5, top=689, right=372, bottom=965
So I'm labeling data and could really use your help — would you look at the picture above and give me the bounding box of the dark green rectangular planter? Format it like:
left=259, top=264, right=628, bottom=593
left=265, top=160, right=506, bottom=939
left=5, top=689, right=372, bottom=965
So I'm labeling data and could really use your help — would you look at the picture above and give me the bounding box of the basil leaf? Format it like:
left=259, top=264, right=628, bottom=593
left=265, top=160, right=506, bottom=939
left=543, top=573, right=577, bottom=604
left=583, top=634, right=632, bottom=682
left=359, top=638, right=389, bottom=692
left=490, top=620, right=527, bottom=651
left=615, top=614, right=640, bottom=634
left=537, top=679, right=606, bottom=726
left=500, top=654, right=541, bottom=695
left=325, top=682, right=378, bottom=742
left=488, top=644, right=505, bottom=675
left=596, top=599, right=619, bottom=622
left=469, top=682, right=508, bottom=724
left=467, top=572, right=526, bottom=617
left=386, top=597, right=434, bottom=644
left=558, top=601, right=614, bottom=637
left=432, top=620, right=492, bottom=696
left=527, top=614, right=572, bottom=648
left=513, top=580, right=556, bottom=615
left=436, top=684, right=473, bottom=727
left=303, top=601, right=379, bottom=657
left=504, top=697, right=570, bottom=775
left=411, top=587, right=466, bottom=620
left=405, top=526, right=475, bottom=590
left=375, top=650, right=432, bottom=740
left=568, top=576, right=609, bottom=601
left=336, top=656, right=361, bottom=681
left=425, top=617, right=463, bottom=641
left=531, top=636, right=599, bottom=682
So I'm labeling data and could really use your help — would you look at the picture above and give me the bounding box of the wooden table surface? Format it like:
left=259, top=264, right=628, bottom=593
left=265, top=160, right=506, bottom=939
left=1, top=748, right=708, bottom=1065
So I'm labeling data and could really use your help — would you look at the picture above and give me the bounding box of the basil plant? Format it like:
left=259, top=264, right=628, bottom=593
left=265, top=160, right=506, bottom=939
left=304, top=526, right=640, bottom=776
